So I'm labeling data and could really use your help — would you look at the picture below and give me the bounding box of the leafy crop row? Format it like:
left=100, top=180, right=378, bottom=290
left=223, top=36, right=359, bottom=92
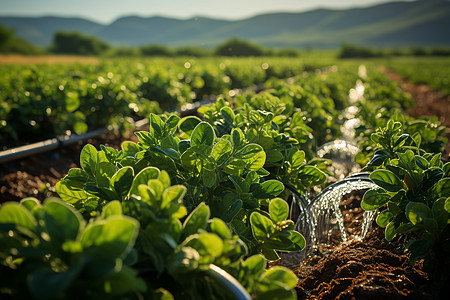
left=1, top=59, right=449, bottom=299
left=0, top=57, right=331, bottom=146
left=362, top=120, right=449, bottom=288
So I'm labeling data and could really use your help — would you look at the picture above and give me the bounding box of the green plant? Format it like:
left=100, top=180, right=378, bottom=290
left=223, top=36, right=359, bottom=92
left=361, top=120, right=450, bottom=288
left=0, top=198, right=143, bottom=299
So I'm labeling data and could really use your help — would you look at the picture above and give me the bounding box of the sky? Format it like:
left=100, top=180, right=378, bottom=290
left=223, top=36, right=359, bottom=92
left=0, top=0, right=416, bottom=24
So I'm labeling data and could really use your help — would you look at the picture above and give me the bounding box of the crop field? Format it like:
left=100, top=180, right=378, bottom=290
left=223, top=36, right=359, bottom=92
left=0, top=55, right=449, bottom=299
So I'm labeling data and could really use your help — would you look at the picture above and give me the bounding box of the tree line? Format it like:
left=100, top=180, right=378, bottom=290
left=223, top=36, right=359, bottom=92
left=1, top=24, right=449, bottom=57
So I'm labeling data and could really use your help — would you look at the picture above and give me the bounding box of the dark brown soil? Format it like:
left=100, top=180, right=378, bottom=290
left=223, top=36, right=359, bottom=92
left=293, top=191, right=437, bottom=299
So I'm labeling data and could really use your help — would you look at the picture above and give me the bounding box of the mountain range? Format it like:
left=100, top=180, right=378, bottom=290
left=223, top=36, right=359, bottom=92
left=0, top=0, right=449, bottom=48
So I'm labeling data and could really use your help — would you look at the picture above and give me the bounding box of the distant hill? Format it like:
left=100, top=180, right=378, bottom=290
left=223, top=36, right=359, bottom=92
left=1, top=0, right=449, bottom=48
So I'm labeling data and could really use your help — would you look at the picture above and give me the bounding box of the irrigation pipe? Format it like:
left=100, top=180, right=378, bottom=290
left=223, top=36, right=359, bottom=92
left=205, top=264, right=251, bottom=300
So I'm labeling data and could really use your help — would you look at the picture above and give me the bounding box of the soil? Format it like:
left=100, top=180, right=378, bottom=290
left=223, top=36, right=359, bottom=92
left=292, top=190, right=439, bottom=299
left=0, top=67, right=449, bottom=298
left=0, top=54, right=99, bottom=64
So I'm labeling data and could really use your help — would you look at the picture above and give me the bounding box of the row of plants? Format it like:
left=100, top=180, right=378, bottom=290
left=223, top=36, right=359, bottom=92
left=0, top=57, right=334, bottom=146
left=1, top=61, right=448, bottom=298
left=361, top=120, right=450, bottom=290
left=1, top=93, right=337, bottom=298
left=385, top=57, right=450, bottom=96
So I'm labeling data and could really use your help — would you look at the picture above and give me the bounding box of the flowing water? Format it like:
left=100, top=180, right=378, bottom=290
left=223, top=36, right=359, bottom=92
left=286, top=65, right=378, bottom=262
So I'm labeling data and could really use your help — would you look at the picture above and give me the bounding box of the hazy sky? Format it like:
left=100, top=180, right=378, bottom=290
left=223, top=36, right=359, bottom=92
left=0, top=0, right=416, bottom=23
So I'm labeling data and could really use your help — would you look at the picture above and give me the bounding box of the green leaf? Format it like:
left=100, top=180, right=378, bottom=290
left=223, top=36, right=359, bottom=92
left=266, top=150, right=283, bottom=163
left=84, top=185, right=118, bottom=201
left=407, top=238, right=432, bottom=265
left=211, top=139, right=232, bottom=164
left=135, top=131, right=156, bottom=147
left=298, top=166, right=327, bottom=187
left=191, top=122, right=215, bottom=147
left=150, top=113, right=164, bottom=139
left=102, top=200, right=122, bottom=219
left=385, top=221, right=397, bottom=241
left=80, top=144, right=98, bottom=177
left=73, top=121, right=88, bottom=134
left=432, top=198, right=448, bottom=230
left=183, top=203, right=210, bottom=237
left=96, top=162, right=117, bottom=188
left=158, top=170, right=171, bottom=189
left=260, top=266, right=298, bottom=290
left=443, top=162, right=450, bottom=177
left=167, top=247, right=200, bottom=277
left=104, top=265, right=147, bottom=295
left=122, top=141, right=140, bottom=157
left=229, top=175, right=250, bottom=194
left=291, top=151, right=305, bottom=169
left=397, top=150, right=416, bottom=172
left=28, top=263, right=84, bottom=300
left=209, top=218, right=232, bottom=240
left=287, top=231, right=306, bottom=251
left=80, top=215, right=139, bottom=259
left=433, top=178, right=450, bottom=198
left=422, top=167, right=444, bottom=190
left=361, top=189, right=391, bottom=210
left=243, top=255, right=266, bottom=275
left=269, top=198, right=289, bottom=224
left=237, top=144, right=264, bottom=159
left=185, top=232, right=223, bottom=259
left=202, top=167, right=217, bottom=188
left=162, top=185, right=187, bottom=209
left=368, top=149, right=389, bottom=167
left=0, top=202, right=36, bottom=230
left=56, top=181, right=89, bottom=205
left=445, top=197, right=450, bottom=213
left=250, top=212, right=275, bottom=242
left=231, top=128, right=245, bottom=149
left=370, top=169, right=406, bottom=192
left=44, top=198, right=84, bottom=244
left=110, top=167, right=134, bottom=200
left=220, top=106, right=235, bottom=124
left=261, top=180, right=284, bottom=197
left=376, top=210, right=393, bottom=228
left=406, top=202, right=432, bottom=225
left=130, top=167, right=160, bottom=196
left=179, top=116, right=202, bottom=137
left=20, top=197, right=41, bottom=213
left=255, top=289, right=295, bottom=300
left=65, top=92, right=80, bottom=113
left=164, top=115, right=180, bottom=136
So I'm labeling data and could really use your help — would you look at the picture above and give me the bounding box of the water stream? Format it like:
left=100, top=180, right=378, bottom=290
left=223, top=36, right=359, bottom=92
left=288, top=65, right=378, bottom=261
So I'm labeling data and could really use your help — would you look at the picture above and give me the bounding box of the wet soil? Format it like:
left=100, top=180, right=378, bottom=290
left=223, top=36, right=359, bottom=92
left=292, top=191, right=439, bottom=299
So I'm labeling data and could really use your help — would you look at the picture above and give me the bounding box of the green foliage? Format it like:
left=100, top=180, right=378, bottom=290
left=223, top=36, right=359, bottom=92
left=140, top=44, right=175, bottom=56
left=0, top=24, right=41, bottom=54
left=56, top=110, right=309, bottom=261
left=50, top=31, right=110, bottom=55
left=361, top=120, right=450, bottom=287
left=0, top=198, right=143, bottom=299
left=339, top=44, right=382, bottom=58
left=215, top=38, right=264, bottom=57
